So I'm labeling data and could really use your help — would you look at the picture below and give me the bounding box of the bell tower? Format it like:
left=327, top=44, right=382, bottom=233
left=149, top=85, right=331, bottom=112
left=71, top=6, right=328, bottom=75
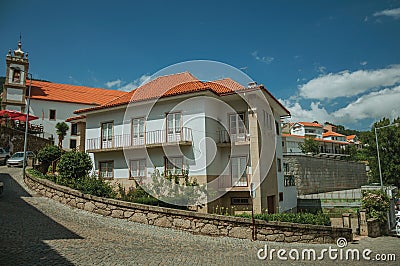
left=1, top=39, right=30, bottom=112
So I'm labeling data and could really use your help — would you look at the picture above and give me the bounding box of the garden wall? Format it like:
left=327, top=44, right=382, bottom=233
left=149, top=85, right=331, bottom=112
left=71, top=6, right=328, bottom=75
left=24, top=172, right=352, bottom=244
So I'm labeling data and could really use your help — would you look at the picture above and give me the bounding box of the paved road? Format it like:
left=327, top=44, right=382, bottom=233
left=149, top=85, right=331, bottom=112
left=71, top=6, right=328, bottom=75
left=0, top=166, right=399, bottom=265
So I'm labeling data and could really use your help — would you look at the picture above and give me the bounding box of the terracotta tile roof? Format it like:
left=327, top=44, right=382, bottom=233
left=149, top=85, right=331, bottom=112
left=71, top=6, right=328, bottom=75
left=298, top=122, right=323, bottom=128
left=29, top=80, right=127, bottom=105
left=65, top=115, right=86, bottom=122
left=323, top=132, right=346, bottom=138
left=346, top=134, right=356, bottom=140
left=74, top=72, right=290, bottom=116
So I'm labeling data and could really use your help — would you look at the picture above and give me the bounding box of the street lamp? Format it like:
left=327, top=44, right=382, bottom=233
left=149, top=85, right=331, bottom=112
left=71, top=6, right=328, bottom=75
left=10, top=67, right=32, bottom=179
left=374, top=123, right=399, bottom=191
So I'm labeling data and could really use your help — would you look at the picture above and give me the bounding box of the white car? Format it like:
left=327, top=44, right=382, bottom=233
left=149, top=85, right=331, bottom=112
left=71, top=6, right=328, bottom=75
left=6, top=151, right=35, bottom=167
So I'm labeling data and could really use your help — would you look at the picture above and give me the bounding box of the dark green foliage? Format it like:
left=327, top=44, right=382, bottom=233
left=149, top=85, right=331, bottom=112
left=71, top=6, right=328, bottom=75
left=361, top=117, right=400, bottom=186
left=236, top=212, right=331, bottom=226
left=37, top=145, right=62, bottom=173
left=58, top=150, right=92, bottom=180
left=70, top=176, right=116, bottom=198
left=298, top=137, right=320, bottom=154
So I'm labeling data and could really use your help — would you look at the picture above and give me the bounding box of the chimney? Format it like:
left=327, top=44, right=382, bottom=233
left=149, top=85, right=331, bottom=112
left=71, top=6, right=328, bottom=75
left=247, top=81, right=257, bottom=88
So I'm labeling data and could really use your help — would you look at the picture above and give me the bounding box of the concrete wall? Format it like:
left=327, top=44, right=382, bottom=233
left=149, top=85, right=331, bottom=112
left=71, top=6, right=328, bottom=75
left=25, top=172, right=352, bottom=244
left=284, top=154, right=368, bottom=195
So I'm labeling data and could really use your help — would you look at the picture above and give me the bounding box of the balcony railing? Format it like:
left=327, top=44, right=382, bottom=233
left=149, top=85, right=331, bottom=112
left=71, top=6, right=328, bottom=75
left=86, top=127, right=192, bottom=151
left=218, top=129, right=250, bottom=144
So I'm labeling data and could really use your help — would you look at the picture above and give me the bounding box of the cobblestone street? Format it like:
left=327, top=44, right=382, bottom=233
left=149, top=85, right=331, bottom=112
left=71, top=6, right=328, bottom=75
left=0, top=166, right=399, bottom=265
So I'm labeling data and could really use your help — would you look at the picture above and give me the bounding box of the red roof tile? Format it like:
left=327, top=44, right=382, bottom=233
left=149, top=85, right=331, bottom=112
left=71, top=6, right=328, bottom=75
left=282, top=134, right=349, bottom=144
left=65, top=115, right=86, bottom=122
left=298, top=122, right=323, bottom=128
left=74, top=72, right=290, bottom=116
left=323, top=132, right=345, bottom=137
left=29, top=80, right=127, bottom=105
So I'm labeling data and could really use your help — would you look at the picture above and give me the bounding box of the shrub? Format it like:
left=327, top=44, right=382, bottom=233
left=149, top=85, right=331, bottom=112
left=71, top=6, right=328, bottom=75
left=72, top=175, right=116, bottom=198
left=362, top=190, right=390, bottom=223
left=36, top=145, right=62, bottom=173
left=235, top=212, right=331, bottom=226
left=58, top=150, right=92, bottom=180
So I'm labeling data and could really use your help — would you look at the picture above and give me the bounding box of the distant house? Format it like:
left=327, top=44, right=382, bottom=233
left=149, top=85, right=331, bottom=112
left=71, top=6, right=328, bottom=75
left=346, top=134, right=362, bottom=149
left=290, top=122, right=323, bottom=139
left=282, top=121, right=349, bottom=156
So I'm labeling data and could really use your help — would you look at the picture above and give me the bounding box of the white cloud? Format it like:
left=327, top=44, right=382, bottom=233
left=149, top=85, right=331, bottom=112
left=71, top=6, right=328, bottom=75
left=298, top=65, right=400, bottom=100
left=280, top=99, right=331, bottom=124
left=333, top=86, right=400, bottom=123
left=282, top=85, right=400, bottom=127
left=373, top=8, right=400, bottom=19
left=252, top=51, right=274, bottom=64
left=360, top=61, right=368, bottom=66
left=105, top=79, right=122, bottom=88
left=105, top=74, right=151, bottom=92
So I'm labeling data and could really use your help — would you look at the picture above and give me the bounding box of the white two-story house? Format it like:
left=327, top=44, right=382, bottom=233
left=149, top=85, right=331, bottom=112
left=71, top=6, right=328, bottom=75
left=73, top=72, right=296, bottom=214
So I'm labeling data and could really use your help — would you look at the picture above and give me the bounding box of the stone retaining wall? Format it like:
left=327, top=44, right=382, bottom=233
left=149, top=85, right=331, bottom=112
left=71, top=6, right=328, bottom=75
left=24, top=172, right=352, bottom=244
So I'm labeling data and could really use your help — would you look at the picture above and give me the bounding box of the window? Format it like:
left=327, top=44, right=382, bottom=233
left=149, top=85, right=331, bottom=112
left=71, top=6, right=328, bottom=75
left=69, top=139, right=77, bottom=149
left=277, top=158, right=282, bottom=172
left=283, top=162, right=290, bottom=173
left=166, top=112, right=182, bottom=142
left=71, top=123, right=78, bottom=136
left=165, top=157, right=183, bottom=176
left=275, top=121, right=280, bottom=135
left=231, top=197, right=250, bottom=205
left=130, top=159, right=146, bottom=180
left=99, top=161, right=114, bottom=179
left=231, top=156, right=248, bottom=187
left=101, top=122, right=113, bottom=149
left=229, top=113, right=246, bottom=141
left=284, top=175, right=295, bottom=186
left=49, top=109, right=56, bottom=120
left=279, top=192, right=284, bottom=202
left=264, top=111, right=273, bottom=130
left=132, top=117, right=145, bottom=145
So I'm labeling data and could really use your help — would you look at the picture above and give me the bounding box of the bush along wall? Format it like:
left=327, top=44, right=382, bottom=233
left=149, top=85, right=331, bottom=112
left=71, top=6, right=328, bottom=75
left=25, top=170, right=352, bottom=244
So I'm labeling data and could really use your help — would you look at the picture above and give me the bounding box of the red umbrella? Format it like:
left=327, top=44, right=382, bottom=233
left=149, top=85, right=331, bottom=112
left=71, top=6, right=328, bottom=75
left=13, top=113, right=39, bottom=122
left=0, top=110, right=22, bottom=119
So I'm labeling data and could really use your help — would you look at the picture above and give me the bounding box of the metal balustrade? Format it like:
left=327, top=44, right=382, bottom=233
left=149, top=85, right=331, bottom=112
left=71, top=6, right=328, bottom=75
left=86, top=127, right=193, bottom=151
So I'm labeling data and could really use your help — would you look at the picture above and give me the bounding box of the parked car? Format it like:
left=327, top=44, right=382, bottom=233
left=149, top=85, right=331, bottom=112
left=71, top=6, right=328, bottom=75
left=6, top=151, right=35, bottom=167
left=0, top=147, right=11, bottom=165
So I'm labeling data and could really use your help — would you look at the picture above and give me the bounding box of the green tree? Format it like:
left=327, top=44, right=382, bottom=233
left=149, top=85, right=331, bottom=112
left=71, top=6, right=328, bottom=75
left=55, top=122, right=69, bottom=148
left=36, top=145, right=62, bottom=173
left=363, top=117, right=400, bottom=187
left=298, top=137, right=320, bottom=155
left=58, top=150, right=92, bottom=181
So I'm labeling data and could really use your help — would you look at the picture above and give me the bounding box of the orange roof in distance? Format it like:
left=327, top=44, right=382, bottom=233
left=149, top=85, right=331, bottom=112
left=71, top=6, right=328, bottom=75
left=298, top=122, right=323, bottom=128
left=29, top=80, right=127, bottom=105
left=323, top=132, right=345, bottom=137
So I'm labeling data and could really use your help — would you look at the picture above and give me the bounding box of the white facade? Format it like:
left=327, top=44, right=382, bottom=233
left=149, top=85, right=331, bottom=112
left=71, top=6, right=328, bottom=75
left=290, top=123, right=323, bottom=139
left=82, top=86, right=296, bottom=213
left=29, top=99, right=94, bottom=149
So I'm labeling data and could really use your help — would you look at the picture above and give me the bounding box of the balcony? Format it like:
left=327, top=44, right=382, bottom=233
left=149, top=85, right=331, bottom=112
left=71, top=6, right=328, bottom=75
left=86, top=127, right=192, bottom=152
left=217, top=129, right=250, bottom=146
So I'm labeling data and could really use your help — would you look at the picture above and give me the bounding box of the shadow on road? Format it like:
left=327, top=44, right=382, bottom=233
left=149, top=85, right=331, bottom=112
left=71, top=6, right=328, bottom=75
left=0, top=171, right=82, bottom=265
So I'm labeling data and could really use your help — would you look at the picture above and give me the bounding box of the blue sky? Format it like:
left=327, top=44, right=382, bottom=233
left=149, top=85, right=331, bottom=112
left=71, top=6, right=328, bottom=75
left=1, top=0, right=399, bottom=130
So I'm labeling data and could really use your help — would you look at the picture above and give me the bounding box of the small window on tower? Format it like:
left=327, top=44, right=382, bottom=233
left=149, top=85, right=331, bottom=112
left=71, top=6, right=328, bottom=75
left=49, top=110, right=56, bottom=120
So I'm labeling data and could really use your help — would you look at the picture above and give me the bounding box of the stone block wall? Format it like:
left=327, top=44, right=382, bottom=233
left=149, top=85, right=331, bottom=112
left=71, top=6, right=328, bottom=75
left=24, top=172, right=352, bottom=244
left=0, top=126, right=52, bottom=154
left=284, top=155, right=368, bottom=195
